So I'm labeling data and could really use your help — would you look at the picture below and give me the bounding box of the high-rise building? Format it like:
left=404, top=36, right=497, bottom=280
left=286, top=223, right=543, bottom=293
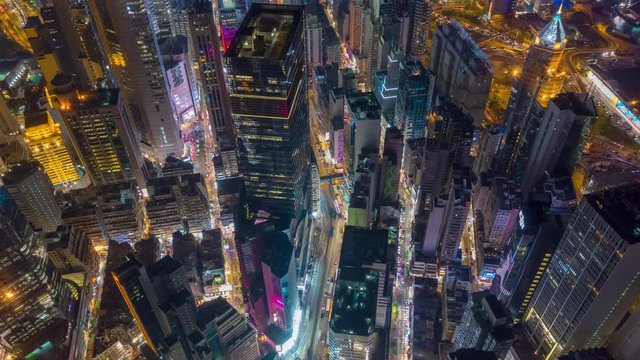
left=473, top=125, right=501, bottom=176
left=197, top=297, right=261, bottom=360
left=24, top=110, right=79, bottom=186
left=113, top=256, right=198, bottom=357
left=407, top=0, right=432, bottom=59
left=396, top=59, right=435, bottom=140
left=483, top=177, right=522, bottom=251
left=262, top=231, right=299, bottom=337
left=430, top=21, right=493, bottom=126
left=522, top=93, right=596, bottom=193
left=348, top=0, right=367, bottom=55
left=497, top=9, right=567, bottom=176
left=225, top=4, right=310, bottom=218
left=437, top=175, right=472, bottom=263
left=524, top=183, right=640, bottom=358
left=146, top=174, right=211, bottom=237
left=186, top=1, right=237, bottom=178
left=305, top=14, right=323, bottom=69
left=453, top=291, right=514, bottom=359
left=1, top=161, right=61, bottom=232
left=328, top=227, right=390, bottom=360
left=97, top=183, right=145, bottom=243
left=345, top=92, right=382, bottom=179
left=87, top=0, right=183, bottom=161
left=61, top=89, right=144, bottom=187
left=0, top=187, right=67, bottom=357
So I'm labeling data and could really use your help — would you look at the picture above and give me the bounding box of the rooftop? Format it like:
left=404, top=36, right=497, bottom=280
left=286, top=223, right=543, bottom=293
left=340, top=226, right=389, bottom=267
left=329, top=267, right=379, bottom=336
left=1, top=160, right=43, bottom=185
left=584, top=182, right=640, bottom=244
left=550, top=93, right=596, bottom=117
left=66, top=89, right=120, bottom=111
left=262, top=231, right=294, bottom=278
left=436, top=21, right=491, bottom=75
left=346, top=92, right=381, bottom=121
left=225, top=4, right=303, bottom=60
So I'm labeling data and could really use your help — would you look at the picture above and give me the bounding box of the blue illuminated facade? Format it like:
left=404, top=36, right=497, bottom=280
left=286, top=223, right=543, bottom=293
left=395, top=59, right=435, bottom=140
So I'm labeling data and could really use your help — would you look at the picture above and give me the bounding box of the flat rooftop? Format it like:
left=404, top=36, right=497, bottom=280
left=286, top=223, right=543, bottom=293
left=346, top=92, right=381, bottom=121
left=225, top=4, right=303, bottom=60
left=68, top=89, right=120, bottom=111
left=329, top=267, right=379, bottom=336
left=585, top=182, right=640, bottom=244
left=551, top=93, right=596, bottom=117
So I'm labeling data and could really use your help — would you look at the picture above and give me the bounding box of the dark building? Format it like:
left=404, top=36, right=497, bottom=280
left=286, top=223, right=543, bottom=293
left=496, top=10, right=567, bottom=177
left=224, top=4, right=310, bottom=219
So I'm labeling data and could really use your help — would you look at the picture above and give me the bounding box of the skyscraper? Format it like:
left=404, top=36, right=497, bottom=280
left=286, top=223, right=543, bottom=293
left=0, top=187, right=67, bottom=357
left=497, top=9, right=567, bottom=176
left=61, top=89, right=144, bottom=187
left=522, top=93, right=596, bottom=193
left=395, top=59, right=435, bottom=140
left=87, top=0, right=183, bottom=161
left=187, top=1, right=237, bottom=177
left=407, top=0, right=432, bottom=59
left=524, top=183, right=640, bottom=358
left=1, top=161, right=61, bottom=232
left=225, top=4, right=310, bottom=218
left=305, top=14, right=323, bottom=69
left=24, top=110, right=79, bottom=186
left=197, top=297, right=261, bottom=360
left=430, top=21, right=493, bottom=126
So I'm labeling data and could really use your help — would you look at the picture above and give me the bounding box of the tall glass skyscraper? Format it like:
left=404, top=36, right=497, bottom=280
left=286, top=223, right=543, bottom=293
left=396, top=59, right=434, bottom=141
left=496, top=9, right=567, bottom=177
left=224, top=4, right=309, bottom=218
left=524, top=183, right=640, bottom=358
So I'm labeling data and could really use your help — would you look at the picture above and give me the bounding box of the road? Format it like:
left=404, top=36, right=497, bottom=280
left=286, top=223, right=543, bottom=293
left=287, top=183, right=344, bottom=360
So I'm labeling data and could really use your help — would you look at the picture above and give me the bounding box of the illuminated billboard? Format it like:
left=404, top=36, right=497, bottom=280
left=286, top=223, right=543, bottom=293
left=166, top=61, right=196, bottom=124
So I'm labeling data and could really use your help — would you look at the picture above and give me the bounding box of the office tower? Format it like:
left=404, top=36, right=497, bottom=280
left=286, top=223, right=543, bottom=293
left=498, top=9, right=567, bottom=176
left=172, top=232, right=199, bottom=290
left=522, top=93, right=596, bottom=193
left=187, top=0, right=234, bottom=175
left=1, top=161, right=61, bottom=232
left=349, top=0, right=367, bottom=54
left=498, top=198, right=570, bottom=322
left=306, top=14, right=323, bottom=69
left=430, top=21, right=492, bottom=126
left=24, top=110, right=79, bottom=186
left=483, top=177, right=522, bottom=251
left=147, top=0, right=175, bottom=41
left=88, top=0, right=183, bottom=161
left=407, top=0, right=432, bottom=59
left=0, top=187, right=67, bottom=357
left=328, top=227, right=390, bottom=360
left=374, top=49, right=400, bottom=114
left=113, top=256, right=199, bottom=357
left=432, top=175, right=471, bottom=263
left=525, top=0, right=553, bottom=16
left=396, top=59, right=435, bottom=140
left=197, top=297, right=261, bottom=360
left=453, top=291, right=514, bottom=359
left=146, top=174, right=212, bottom=237
left=412, top=277, right=440, bottom=357
left=225, top=4, right=310, bottom=218
left=473, top=125, right=501, bottom=176
left=524, top=183, right=640, bottom=359
left=441, top=265, right=471, bottom=342
left=345, top=92, right=382, bottom=178
left=61, top=89, right=144, bottom=187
